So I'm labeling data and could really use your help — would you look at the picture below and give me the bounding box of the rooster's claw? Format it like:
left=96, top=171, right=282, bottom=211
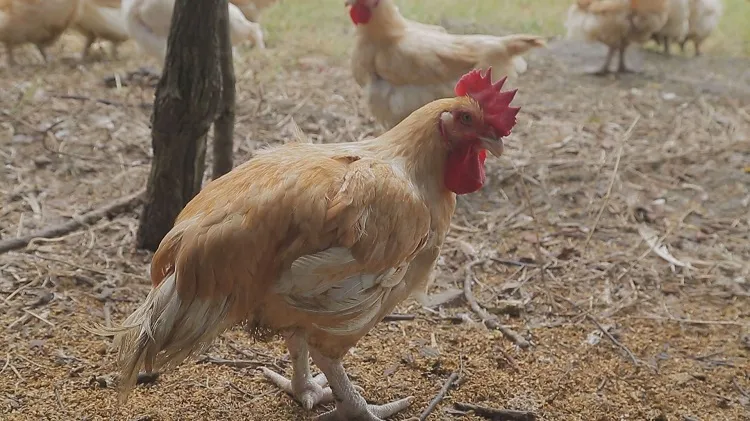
left=261, top=367, right=334, bottom=410
left=314, top=396, right=414, bottom=421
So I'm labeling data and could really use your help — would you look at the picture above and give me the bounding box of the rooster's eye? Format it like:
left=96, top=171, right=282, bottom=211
left=458, top=112, right=473, bottom=126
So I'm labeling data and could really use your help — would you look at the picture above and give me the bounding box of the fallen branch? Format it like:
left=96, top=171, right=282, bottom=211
left=585, top=314, right=640, bottom=367
left=418, top=371, right=460, bottom=421
left=464, top=262, right=530, bottom=349
left=454, top=402, right=536, bottom=421
left=0, top=189, right=146, bottom=255
left=382, top=313, right=416, bottom=322
left=491, top=258, right=536, bottom=267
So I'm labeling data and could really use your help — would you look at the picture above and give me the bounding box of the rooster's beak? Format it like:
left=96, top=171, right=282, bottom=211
left=344, top=0, right=355, bottom=5
left=480, top=137, right=504, bottom=157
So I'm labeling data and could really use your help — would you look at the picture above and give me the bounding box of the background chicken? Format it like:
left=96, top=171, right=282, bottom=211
left=72, top=0, right=129, bottom=59
left=0, top=0, right=82, bottom=65
left=98, top=68, right=519, bottom=421
left=229, top=0, right=278, bottom=22
left=680, top=0, right=723, bottom=55
left=565, top=0, right=669, bottom=74
left=651, top=0, right=689, bottom=55
left=122, top=0, right=264, bottom=64
left=346, top=0, right=544, bottom=129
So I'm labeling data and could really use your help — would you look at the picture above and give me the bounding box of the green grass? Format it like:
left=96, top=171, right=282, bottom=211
left=259, top=0, right=750, bottom=60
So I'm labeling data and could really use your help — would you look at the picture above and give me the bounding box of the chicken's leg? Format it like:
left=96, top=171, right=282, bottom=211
left=590, top=46, right=615, bottom=76
left=111, top=42, right=122, bottom=60
left=35, top=45, right=48, bottom=63
left=261, top=334, right=333, bottom=410
left=617, top=42, right=635, bottom=73
left=5, top=44, right=15, bottom=67
left=694, top=40, right=702, bottom=56
left=310, top=347, right=413, bottom=421
left=82, top=36, right=95, bottom=60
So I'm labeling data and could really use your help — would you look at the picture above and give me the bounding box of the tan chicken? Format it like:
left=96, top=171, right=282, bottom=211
left=72, top=0, right=129, bottom=59
left=346, top=0, right=544, bottom=129
left=122, top=0, right=264, bottom=64
left=651, top=0, right=689, bottom=55
left=565, top=0, right=669, bottom=74
left=0, top=0, right=82, bottom=66
left=98, top=68, right=520, bottom=421
left=679, top=0, right=723, bottom=55
left=229, top=0, right=277, bottom=22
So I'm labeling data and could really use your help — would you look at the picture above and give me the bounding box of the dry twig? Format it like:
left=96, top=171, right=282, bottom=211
left=583, top=116, right=639, bottom=251
left=0, top=189, right=146, bottom=255
left=382, top=313, right=416, bottom=322
left=454, top=402, right=536, bottom=421
left=509, top=161, right=546, bottom=271
left=418, top=371, right=461, bottom=421
left=464, top=261, right=530, bottom=349
left=585, top=314, right=641, bottom=367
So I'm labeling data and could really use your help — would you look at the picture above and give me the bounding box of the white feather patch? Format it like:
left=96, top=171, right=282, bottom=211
left=276, top=247, right=410, bottom=335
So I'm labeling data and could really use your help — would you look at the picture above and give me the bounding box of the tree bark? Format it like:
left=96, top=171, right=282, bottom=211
left=136, top=0, right=223, bottom=251
left=212, top=0, right=236, bottom=180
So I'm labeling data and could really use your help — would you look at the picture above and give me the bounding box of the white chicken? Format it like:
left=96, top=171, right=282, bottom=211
left=72, top=0, right=129, bottom=58
left=651, top=0, right=689, bottom=55
left=680, top=0, right=723, bottom=55
left=122, top=0, right=264, bottom=64
left=0, top=0, right=83, bottom=66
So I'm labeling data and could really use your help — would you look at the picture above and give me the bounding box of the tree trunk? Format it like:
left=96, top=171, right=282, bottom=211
left=136, top=0, right=224, bottom=251
left=212, top=0, right=236, bottom=180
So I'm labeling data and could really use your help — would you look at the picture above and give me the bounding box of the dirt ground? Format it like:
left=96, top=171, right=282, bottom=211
left=1, top=33, right=749, bottom=421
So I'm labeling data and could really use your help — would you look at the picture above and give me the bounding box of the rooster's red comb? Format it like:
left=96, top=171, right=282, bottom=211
left=454, top=67, right=520, bottom=137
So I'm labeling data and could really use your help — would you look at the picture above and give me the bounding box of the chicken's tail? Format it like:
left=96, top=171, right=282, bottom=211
left=88, top=273, right=233, bottom=403
left=122, top=0, right=168, bottom=61
left=481, top=34, right=546, bottom=78
left=229, top=4, right=265, bottom=49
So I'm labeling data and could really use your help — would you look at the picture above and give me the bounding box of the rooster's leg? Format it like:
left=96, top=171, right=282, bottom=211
left=591, top=46, right=615, bottom=76
left=310, top=348, right=413, bottom=421
left=617, top=42, right=635, bottom=73
left=111, top=42, right=122, bottom=60
left=35, top=45, right=48, bottom=63
left=5, top=44, right=15, bottom=67
left=82, top=36, right=95, bottom=59
left=261, top=334, right=333, bottom=410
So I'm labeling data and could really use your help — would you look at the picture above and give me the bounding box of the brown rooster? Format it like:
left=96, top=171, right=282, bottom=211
left=98, top=67, right=520, bottom=421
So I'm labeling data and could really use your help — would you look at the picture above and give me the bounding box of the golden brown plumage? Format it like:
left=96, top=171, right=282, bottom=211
left=0, top=0, right=83, bottom=65
left=97, top=68, right=520, bottom=420
left=346, top=0, right=545, bottom=129
left=565, top=0, right=669, bottom=74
